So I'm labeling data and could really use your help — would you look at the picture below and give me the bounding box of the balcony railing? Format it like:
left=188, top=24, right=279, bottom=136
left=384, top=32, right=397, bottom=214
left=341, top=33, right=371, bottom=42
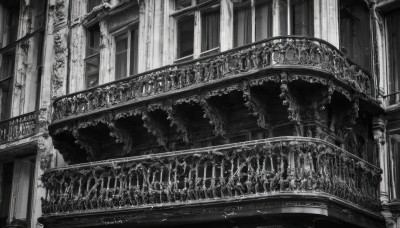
left=41, top=137, right=381, bottom=215
left=0, top=111, right=39, bottom=144
left=52, top=36, right=374, bottom=122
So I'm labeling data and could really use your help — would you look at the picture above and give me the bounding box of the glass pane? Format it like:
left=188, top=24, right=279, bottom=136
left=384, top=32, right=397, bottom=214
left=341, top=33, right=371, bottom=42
left=177, top=16, right=194, bottom=58
left=85, top=55, right=100, bottom=88
left=115, top=34, right=128, bottom=80
left=1, top=52, right=15, bottom=80
left=87, top=25, right=100, bottom=56
left=0, top=163, right=14, bottom=227
left=0, top=79, right=13, bottom=121
left=291, top=0, right=313, bottom=36
left=387, top=10, right=400, bottom=105
left=234, top=3, right=252, bottom=48
left=176, top=0, right=192, bottom=10
left=255, top=0, right=273, bottom=41
left=339, top=0, right=371, bottom=72
left=390, top=133, right=400, bottom=200
left=130, top=29, right=139, bottom=76
left=201, top=10, right=220, bottom=51
left=278, top=0, right=288, bottom=35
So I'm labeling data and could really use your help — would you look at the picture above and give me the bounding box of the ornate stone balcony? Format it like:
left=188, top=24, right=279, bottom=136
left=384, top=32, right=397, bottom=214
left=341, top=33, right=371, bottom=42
left=0, top=111, right=39, bottom=145
left=51, top=36, right=376, bottom=124
left=39, top=137, right=383, bottom=227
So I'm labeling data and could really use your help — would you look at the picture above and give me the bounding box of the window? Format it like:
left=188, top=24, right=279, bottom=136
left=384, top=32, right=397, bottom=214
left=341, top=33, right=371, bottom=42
left=32, top=0, right=46, bottom=30
left=340, top=0, right=371, bottom=72
left=85, top=25, right=100, bottom=88
left=387, top=10, right=400, bottom=105
left=0, top=51, right=15, bottom=121
left=0, top=163, right=13, bottom=227
left=114, top=28, right=138, bottom=80
left=201, top=10, right=220, bottom=52
left=233, top=0, right=273, bottom=48
left=1, top=1, right=19, bottom=45
left=389, top=132, right=400, bottom=200
left=174, top=0, right=220, bottom=60
left=87, top=0, right=103, bottom=12
left=177, top=16, right=194, bottom=59
left=278, top=0, right=313, bottom=36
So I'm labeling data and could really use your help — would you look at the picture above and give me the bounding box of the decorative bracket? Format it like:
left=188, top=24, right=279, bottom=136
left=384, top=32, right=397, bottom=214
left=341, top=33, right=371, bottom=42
left=199, top=97, right=227, bottom=137
left=108, top=120, right=135, bottom=154
left=342, top=95, right=360, bottom=138
left=72, top=127, right=100, bottom=161
left=279, top=72, right=301, bottom=135
left=163, top=104, right=191, bottom=144
left=142, top=109, right=168, bottom=150
left=243, top=81, right=272, bottom=133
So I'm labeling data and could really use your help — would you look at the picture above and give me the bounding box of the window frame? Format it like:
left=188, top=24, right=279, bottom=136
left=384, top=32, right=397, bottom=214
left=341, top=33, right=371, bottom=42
left=84, top=24, right=101, bottom=89
left=172, top=0, right=221, bottom=62
left=112, top=24, right=139, bottom=80
left=385, top=9, right=400, bottom=105
left=0, top=49, right=16, bottom=121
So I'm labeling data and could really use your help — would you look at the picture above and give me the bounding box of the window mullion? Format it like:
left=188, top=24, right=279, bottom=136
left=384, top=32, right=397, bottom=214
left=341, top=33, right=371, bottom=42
left=127, top=31, right=131, bottom=76
left=251, top=0, right=256, bottom=42
left=193, top=10, right=201, bottom=58
left=287, top=0, right=291, bottom=35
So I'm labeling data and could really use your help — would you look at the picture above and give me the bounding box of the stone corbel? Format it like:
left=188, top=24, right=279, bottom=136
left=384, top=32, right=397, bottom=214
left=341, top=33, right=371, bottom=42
left=199, top=97, right=227, bottom=137
left=242, top=81, right=272, bottom=133
left=279, top=72, right=301, bottom=135
left=141, top=110, right=168, bottom=150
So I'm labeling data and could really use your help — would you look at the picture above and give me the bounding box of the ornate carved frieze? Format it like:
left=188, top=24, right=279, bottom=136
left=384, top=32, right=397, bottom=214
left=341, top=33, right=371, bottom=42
left=51, top=37, right=376, bottom=122
left=40, top=137, right=382, bottom=215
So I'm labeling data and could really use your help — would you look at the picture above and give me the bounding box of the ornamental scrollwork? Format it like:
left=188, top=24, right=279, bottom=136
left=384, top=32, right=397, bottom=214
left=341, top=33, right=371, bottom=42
left=52, top=37, right=375, bottom=121
left=40, top=137, right=382, bottom=215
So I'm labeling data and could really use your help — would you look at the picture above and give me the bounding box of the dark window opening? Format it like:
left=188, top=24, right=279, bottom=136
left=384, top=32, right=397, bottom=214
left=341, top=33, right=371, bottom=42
left=291, top=0, right=314, bottom=36
left=0, top=162, right=14, bottom=227
left=387, top=10, right=400, bottom=105
left=0, top=52, right=15, bottom=121
left=255, top=0, right=273, bottom=41
left=340, top=0, right=371, bottom=72
left=177, top=16, right=194, bottom=59
left=233, top=2, right=251, bottom=48
left=201, top=10, right=220, bottom=52
left=85, top=25, right=100, bottom=88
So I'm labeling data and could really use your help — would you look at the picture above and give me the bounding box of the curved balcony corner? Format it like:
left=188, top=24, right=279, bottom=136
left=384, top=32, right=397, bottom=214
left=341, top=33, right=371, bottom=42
left=51, top=36, right=377, bottom=125
left=39, top=137, right=383, bottom=227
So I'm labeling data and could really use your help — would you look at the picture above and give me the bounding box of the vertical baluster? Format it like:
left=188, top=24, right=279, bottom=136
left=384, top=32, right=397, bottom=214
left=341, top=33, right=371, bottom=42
left=203, top=162, right=208, bottom=199
left=220, top=159, right=225, bottom=197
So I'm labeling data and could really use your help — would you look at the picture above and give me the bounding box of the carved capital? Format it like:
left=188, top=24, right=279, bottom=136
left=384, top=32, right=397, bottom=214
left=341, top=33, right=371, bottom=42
left=163, top=104, right=191, bottom=144
left=279, top=72, right=301, bottom=135
left=108, top=120, right=134, bottom=154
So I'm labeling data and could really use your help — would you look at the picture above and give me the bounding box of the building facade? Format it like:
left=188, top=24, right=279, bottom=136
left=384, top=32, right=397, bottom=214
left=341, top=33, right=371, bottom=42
left=0, top=0, right=400, bottom=227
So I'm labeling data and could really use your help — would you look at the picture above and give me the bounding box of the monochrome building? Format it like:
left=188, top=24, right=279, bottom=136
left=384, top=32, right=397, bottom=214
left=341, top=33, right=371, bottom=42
left=0, top=0, right=400, bottom=227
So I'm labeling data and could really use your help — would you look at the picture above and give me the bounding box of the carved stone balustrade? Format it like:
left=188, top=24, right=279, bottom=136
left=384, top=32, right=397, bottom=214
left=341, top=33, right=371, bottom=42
left=52, top=36, right=375, bottom=123
left=0, top=111, right=39, bottom=144
left=40, top=137, right=382, bottom=217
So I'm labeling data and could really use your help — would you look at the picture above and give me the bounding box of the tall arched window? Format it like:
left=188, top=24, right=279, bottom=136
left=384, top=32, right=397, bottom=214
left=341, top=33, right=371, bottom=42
left=339, top=0, right=371, bottom=72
